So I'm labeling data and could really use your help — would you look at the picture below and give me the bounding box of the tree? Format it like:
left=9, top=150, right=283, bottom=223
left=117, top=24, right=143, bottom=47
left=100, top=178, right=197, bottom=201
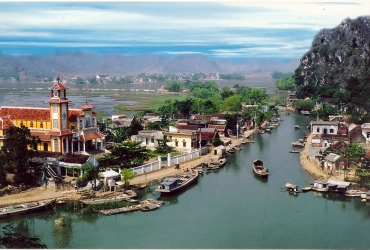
left=0, top=225, right=47, bottom=248
left=275, top=76, right=296, bottom=91
left=220, top=87, right=234, bottom=100
left=0, top=126, right=40, bottom=186
left=120, top=168, right=137, bottom=187
left=98, top=141, right=150, bottom=169
left=110, top=127, right=130, bottom=144
left=75, top=77, right=84, bottom=84
left=75, top=163, right=100, bottom=188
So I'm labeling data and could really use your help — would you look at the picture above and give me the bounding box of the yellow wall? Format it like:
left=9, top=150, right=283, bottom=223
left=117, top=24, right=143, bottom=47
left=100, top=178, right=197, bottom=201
left=166, top=133, right=196, bottom=151
left=13, top=119, right=50, bottom=130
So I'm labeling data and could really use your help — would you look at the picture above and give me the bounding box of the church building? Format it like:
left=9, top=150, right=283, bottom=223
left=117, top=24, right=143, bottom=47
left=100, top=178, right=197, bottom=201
left=0, top=77, right=106, bottom=155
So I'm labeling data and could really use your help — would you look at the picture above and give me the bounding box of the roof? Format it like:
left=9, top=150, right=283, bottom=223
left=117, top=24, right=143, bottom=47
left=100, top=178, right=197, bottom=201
left=79, top=132, right=105, bottom=141
left=101, top=170, right=120, bottom=178
left=310, top=121, right=338, bottom=126
left=79, top=102, right=96, bottom=110
left=361, top=123, right=370, bottom=129
left=177, top=124, right=199, bottom=130
left=31, top=131, right=51, bottom=141
left=349, top=126, right=365, bottom=140
left=46, top=130, right=73, bottom=136
left=0, top=115, right=14, bottom=129
left=331, top=140, right=348, bottom=150
left=50, top=81, right=68, bottom=90
left=317, top=97, right=334, bottom=103
left=200, top=128, right=217, bottom=141
left=324, top=153, right=342, bottom=162
left=327, top=180, right=351, bottom=187
left=208, top=124, right=226, bottom=131
left=0, top=107, right=49, bottom=120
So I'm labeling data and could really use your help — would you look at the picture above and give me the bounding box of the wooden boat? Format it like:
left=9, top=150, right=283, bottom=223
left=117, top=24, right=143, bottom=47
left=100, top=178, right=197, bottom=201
left=345, top=190, right=366, bottom=197
left=140, top=203, right=161, bottom=212
left=227, top=147, right=236, bottom=153
left=311, top=180, right=329, bottom=192
left=252, top=159, right=269, bottom=178
left=291, top=140, right=305, bottom=147
left=207, top=159, right=226, bottom=170
left=0, top=199, right=56, bottom=218
left=81, top=192, right=137, bottom=205
left=294, top=125, right=299, bottom=129
left=155, top=170, right=198, bottom=195
left=289, top=149, right=300, bottom=153
left=301, top=186, right=312, bottom=192
left=99, top=205, right=140, bottom=215
left=285, top=183, right=300, bottom=193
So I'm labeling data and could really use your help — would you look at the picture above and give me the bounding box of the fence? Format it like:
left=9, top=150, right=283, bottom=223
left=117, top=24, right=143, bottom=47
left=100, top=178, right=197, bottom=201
left=132, top=150, right=199, bottom=175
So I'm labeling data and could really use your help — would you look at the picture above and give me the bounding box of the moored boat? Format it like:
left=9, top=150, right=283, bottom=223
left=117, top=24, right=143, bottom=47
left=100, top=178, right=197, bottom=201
left=207, top=159, right=226, bottom=170
left=294, top=125, right=299, bottom=129
left=285, top=183, right=300, bottom=193
left=0, top=199, right=56, bottom=218
left=253, top=159, right=269, bottom=178
left=81, top=192, right=137, bottom=205
left=345, top=190, right=366, bottom=197
left=291, top=139, right=305, bottom=147
left=155, top=170, right=198, bottom=195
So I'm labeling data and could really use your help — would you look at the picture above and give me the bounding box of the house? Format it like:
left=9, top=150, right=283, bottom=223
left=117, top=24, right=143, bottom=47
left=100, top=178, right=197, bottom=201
left=165, top=126, right=199, bottom=153
left=327, top=180, right=351, bottom=193
left=323, top=153, right=343, bottom=175
left=331, top=140, right=349, bottom=153
left=316, top=97, right=334, bottom=106
left=208, top=117, right=227, bottom=137
left=0, top=78, right=105, bottom=155
left=131, top=130, right=164, bottom=149
left=310, top=121, right=340, bottom=135
left=321, top=134, right=349, bottom=148
left=287, top=94, right=299, bottom=103
left=311, top=134, right=322, bottom=147
left=349, top=126, right=366, bottom=144
left=361, top=123, right=370, bottom=143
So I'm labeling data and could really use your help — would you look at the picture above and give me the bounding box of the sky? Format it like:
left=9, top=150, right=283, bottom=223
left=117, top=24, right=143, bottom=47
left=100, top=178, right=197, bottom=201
left=0, top=1, right=369, bottom=61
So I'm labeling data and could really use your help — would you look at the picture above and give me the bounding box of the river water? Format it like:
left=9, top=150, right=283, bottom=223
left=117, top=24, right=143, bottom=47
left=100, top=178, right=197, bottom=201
left=1, top=113, right=370, bottom=249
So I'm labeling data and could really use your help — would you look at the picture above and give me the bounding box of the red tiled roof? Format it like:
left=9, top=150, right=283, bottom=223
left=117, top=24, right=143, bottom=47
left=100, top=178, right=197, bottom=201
left=50, top=82, right=68, bottom=90
left=68, top=109, right=84, bottom=122
left=332, top=140, right=348, bottom=150
left=0, top=107, right=49, bottom=120
left=79, top=132, right=105, bottom=141
left=208, top=124, right=226, bottom=131
left=31, top=131, right=51, bottom=141
left=177, top=124, right=199, bottom=130
left=200, top=128, right=217, bottom=141
left=0, top=116, right=15, bottom=129
left=59, top=154, right=90, bottom=164
left=79, top=102, right=96, bottom=110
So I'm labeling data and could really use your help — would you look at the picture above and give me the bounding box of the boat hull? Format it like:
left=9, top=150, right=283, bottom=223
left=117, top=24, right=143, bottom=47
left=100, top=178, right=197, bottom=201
left=155, top=172, right=199, bottom=195
left=253, top=159, right=269, bottom=178
left=0, top=199, right=56, bottom=219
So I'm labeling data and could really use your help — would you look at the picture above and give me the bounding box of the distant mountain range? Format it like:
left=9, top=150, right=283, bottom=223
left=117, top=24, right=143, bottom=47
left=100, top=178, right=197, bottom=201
left=0, top=52, right=299, bottom=80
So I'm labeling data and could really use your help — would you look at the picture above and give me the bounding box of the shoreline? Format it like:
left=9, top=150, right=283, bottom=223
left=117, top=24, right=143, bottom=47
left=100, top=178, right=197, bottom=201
left=0, top=128, right=257, bottom=207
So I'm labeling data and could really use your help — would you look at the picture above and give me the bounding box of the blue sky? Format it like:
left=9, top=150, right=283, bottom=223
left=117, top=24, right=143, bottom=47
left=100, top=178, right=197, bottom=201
left=0, top=1, right=369, bottom=61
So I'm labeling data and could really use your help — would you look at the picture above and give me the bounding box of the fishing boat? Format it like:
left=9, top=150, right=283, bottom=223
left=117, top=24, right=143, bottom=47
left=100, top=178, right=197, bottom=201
left=252, top=159, right=269, bottom=178
left=294, top=125, right=299, bottom=129
left=207, top=159, right=226, bottom=170
left=301, top=186, right=312, bottom=192
left=291, top=139, right=305, bottom=147
left=81, top=192, right=137, bottom=205
left=285, top=183, right=300, bottom=193
left=345, top=190, right=366, bottom=197
left=155, top=170, right=199, bottom=195
left=227, top=147, right=236, bottom=153
left=0, top=199, right=56, bottom=218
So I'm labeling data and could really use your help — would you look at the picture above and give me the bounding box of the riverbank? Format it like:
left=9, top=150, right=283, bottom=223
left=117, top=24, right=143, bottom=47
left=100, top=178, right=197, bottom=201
left=0, top=129, right=256, bottom=207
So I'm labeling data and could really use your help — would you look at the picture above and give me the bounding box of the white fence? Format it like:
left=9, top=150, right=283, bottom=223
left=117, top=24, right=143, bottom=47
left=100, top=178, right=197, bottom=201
left=133, top=150, right=199, bottom=175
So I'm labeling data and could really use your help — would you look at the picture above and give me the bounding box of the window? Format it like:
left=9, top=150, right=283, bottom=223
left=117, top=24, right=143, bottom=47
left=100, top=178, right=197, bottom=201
left=92, top=118, right=96, bottom=127
left=53, top=119, right=58, bottom=128
left=53, top=139, right=58, bottom=152
left=175, top=139, right=178, bottom=147
left=40, top=122, right=43, bottom=128
left=53, top=104, right=58, bottom=113
left=79, top=119, right=83, bottom=129
left=71, top=124, right=75, bottom=130
left=151, top=137, right=154, bottom=143
left=316, top=127, right=320, bottom=133
left=86, top=113, right=91, bottom=127
left=43, top=143, right=48, bottom=151
left=30, top=121, right=33, bottom=128
left=183, top=140, right=186, bottom=147
left=367, top=132, right=370, bottom=138
left=329, top=129, right=334, bottom=133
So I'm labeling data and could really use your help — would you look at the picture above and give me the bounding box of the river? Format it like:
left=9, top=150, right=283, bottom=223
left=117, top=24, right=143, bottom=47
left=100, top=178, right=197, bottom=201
left=1, top=113, right=370, bottom=249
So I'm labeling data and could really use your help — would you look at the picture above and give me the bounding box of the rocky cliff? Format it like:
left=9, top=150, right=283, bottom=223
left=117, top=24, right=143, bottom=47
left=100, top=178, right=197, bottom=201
left=294, top=16, right=370, bottom=98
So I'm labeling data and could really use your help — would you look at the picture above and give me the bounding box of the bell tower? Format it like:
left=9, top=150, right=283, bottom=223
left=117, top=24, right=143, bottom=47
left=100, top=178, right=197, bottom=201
left=47, top=76, right=73, bottom=153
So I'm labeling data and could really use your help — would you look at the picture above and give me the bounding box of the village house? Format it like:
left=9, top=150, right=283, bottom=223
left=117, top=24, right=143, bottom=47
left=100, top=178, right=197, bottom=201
left=130, top=130, right=164, bottom=150
left=0, top=77, right=105, bottom=165
left=310, top=120, right=340, bottom=135
left=323, top=153, right=343, bottom=175
left=165, top=126, right=199, bottom=153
